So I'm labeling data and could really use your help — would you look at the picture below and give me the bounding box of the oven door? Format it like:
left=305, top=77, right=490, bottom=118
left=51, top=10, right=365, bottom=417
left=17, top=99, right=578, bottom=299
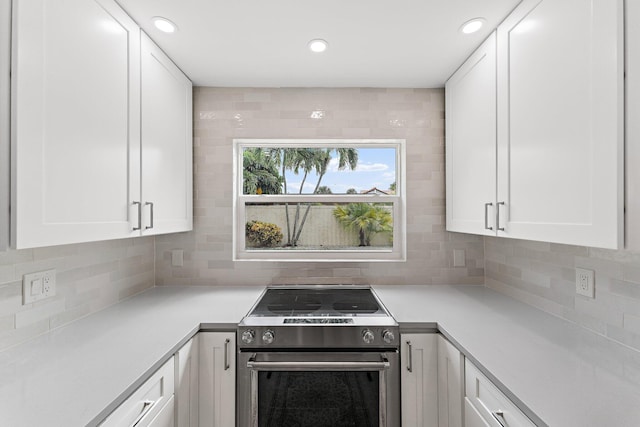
left=237, top=351, right=400, bottom=427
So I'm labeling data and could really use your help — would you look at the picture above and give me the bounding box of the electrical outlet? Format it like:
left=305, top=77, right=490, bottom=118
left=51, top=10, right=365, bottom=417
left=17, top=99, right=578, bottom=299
left=23, top=269, right=56, bottom=304
left=575, top=268, right=595, bottom=298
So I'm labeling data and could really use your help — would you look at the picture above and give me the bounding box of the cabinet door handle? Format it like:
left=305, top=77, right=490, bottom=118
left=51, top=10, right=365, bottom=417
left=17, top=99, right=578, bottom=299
left=224, top=338, right=230, bottom=371
left=131, top=399, right=156, bottom=427
left=132, top=201, right=142, bottom=231
left=145, top=202, right=154, bottom=230
left=406, top=341, right=413, bottom=372
left=484, top=202, right=494, bottom=230
left=491, top=410, right=507, bottom=427
left=496, top=201, right=506, bottom=231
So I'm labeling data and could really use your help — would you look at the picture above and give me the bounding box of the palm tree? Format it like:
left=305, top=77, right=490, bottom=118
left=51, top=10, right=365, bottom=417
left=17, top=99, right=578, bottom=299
left=291, top=148, right=358, bottom=245
left=242, top=148, right=283, bottom=195
left=316, top=186, right=333, bottom=194
left=333, top=203, right=393, bottom=246
left=265, top=147, right=359, bottom=246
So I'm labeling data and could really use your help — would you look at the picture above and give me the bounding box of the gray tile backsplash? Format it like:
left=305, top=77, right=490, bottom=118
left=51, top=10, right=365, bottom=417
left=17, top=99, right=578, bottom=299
left=0, top=237, right=154, bottom=351
left=485, top=237, right=640, bottom=351
left=155, top=87, right=485, bottom=286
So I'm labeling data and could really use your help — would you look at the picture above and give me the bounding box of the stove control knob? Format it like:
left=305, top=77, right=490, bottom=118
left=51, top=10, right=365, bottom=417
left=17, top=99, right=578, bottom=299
left=241, top=329, right=255, bottom=344
left=382, top=330, right=395, bottom=344
left=362, top=329, right=375, bottom=344
left=262, top=330, right=275, bottom=345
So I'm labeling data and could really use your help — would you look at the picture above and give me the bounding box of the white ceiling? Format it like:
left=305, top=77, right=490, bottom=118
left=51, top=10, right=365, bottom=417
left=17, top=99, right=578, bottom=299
left=116, top=0, right=522, bottom=88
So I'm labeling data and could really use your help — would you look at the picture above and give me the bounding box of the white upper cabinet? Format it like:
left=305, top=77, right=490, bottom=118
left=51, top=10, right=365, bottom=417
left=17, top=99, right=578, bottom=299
left=0, top=0, right=10, bottom=251
left=11, top=0, right=141, bottom=248
left=626, top=0, right=640, bottom=249
left=140, top=33, right=193, bottom=235
left=10, top=1, right=193, bottom=248
left=496, top=0, right=623, bottom=248
left=446, top=32, right=497, bottom=236
left=446, top=0, right=624, bottom=249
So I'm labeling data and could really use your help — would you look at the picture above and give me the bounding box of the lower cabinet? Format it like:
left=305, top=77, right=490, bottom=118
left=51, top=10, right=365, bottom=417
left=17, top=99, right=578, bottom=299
left=175, top=336, right=200, bottom=427
left=464, top=360, right=536, bottom=427
left=100, top=356, right=175, bottom=427
left=199, top=332, right=236, bottom=427
left=400, top=333, right=439, bottom=427
left=464, top=398, right=491, bottom=427
left=437, top=335, right=464, bottom=427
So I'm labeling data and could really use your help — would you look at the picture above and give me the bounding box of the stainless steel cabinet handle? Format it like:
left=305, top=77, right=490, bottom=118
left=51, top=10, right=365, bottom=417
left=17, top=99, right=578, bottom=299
left=491, top=410, right=507, bottom=427
left=132, top=201, right=142, bottom=231
left=406, top=341, right=412, bottom=372
left=484, top=202, right=494, bottom=230
left=496, top=201, right=506, bottom=231
left=224, top=338, right=230, bottom=371
left=145, top=202, right=154, bottom=230
left=131, top=399, right=156, bottom=427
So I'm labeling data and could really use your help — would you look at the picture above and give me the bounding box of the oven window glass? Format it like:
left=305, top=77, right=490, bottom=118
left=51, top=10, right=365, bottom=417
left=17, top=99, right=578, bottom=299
left=258, top=371, right=379, bottom=427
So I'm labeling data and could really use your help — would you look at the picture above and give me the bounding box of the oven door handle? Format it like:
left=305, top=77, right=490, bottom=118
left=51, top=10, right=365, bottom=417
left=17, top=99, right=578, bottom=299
left=246, top=354, right=390, bottom=371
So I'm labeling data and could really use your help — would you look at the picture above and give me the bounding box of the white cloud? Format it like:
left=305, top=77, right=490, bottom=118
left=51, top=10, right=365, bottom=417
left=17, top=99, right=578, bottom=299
left=326, top=158, right=389, bottom=173
left=286, top=181, right=317, bottom=194
left=356, top=163, right=389, bottom=172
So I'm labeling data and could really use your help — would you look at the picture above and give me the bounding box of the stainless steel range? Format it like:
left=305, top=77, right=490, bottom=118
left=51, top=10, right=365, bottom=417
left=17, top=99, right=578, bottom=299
left=237, top=286, right=400, bottom=427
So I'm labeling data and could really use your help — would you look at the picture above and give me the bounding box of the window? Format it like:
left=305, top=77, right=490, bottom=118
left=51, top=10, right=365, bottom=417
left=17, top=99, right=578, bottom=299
left=233, top=139, right=406, bottom=261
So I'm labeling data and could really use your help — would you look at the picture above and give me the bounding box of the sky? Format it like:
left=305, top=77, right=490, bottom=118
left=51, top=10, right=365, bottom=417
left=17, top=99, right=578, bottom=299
left=285, top=148, right=396, bottom=194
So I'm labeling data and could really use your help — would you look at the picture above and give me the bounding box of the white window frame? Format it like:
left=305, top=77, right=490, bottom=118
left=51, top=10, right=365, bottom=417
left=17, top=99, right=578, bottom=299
left=233, top=138, right=406, bottom=262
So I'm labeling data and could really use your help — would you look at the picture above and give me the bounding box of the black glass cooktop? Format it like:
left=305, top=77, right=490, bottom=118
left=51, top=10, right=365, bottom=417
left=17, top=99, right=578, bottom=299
left=249, top=288, right=386, bottom=317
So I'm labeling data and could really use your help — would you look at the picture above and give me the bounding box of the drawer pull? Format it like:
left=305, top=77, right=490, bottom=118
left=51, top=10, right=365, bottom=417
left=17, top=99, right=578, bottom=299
left=484, top=202, right=494, bottom=230
left=406, top=341, right=413, bottom=372
left=132, top=201, right=142, bottom=231
left=224, top=338, right=230, bottom=370
left=496, top=201, right=506, bottom=231
left=145, top=202, right=154, bottom=230
left=131, top=399, right=156, bottom=427
left=492, top=410, right=507, bottom=427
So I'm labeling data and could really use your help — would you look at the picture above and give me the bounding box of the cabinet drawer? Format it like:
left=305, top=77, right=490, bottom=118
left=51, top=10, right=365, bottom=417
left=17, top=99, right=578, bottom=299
left=465, top=360, right=536, bottom=427
left=465, top=398, right=492, bottom=427
left=147, top=395, right=175, bottom=427
left=100, top=357, right=175, bottom=427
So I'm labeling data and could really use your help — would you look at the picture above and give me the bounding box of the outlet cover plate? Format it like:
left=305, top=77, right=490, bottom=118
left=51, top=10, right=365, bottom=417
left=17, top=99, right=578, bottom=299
left=575, top=268, right=595, bottom=298
left=23, top=269, right=56, bottom=304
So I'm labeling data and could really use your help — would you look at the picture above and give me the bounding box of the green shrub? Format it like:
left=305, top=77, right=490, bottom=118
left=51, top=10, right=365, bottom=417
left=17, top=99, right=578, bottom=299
left=246, top=220, right=283, bottom=248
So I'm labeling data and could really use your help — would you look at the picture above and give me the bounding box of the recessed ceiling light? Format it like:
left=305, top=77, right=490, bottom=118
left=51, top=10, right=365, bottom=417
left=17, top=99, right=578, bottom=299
left=152, top=16, right=178, bottom=33
left=460, top=18, right=486, bottom=35
left=308, top=39, right=329, bottom=53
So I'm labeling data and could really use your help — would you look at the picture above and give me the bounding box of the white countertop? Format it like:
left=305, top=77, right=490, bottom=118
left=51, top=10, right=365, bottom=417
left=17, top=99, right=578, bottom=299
left=1, top=285, right=639, bottom=427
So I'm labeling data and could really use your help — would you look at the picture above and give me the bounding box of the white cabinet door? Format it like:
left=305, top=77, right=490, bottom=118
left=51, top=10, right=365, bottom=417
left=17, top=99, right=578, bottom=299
left=401, top=334, right=438, bottom=427
left=140, top=33, right=192, bottom=235
left=496, top=0, right=623, bottom=249
left=626, top=0, right=640, bottom=249
left=175, top=336, right=199, bottom=427
left=446, top=32, right=498, bottom=236
left=437, top=335, right=463, bottom=427
left=0, top=0, right=10, bottom=251
left=11, top=0, right=141, bottom=248
left=199, top=332, right=235, bottom=427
